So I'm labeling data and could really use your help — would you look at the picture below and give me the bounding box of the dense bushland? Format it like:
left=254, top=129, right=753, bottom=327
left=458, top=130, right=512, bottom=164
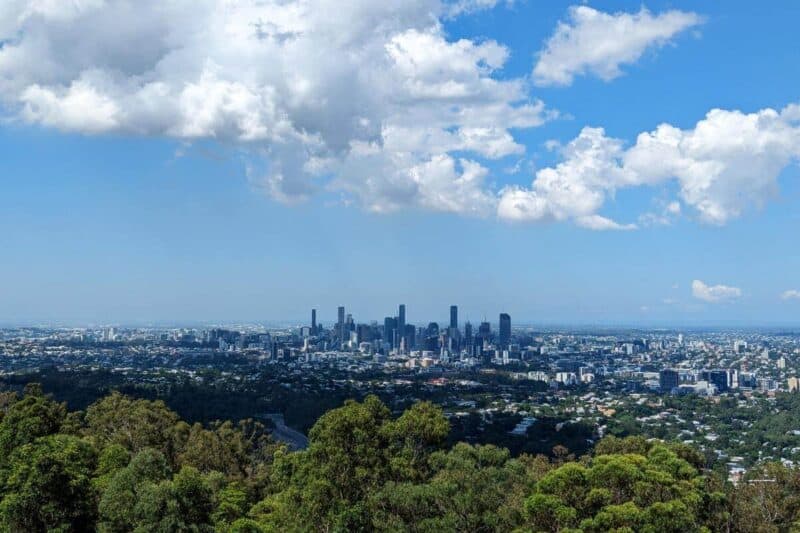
left=0, top=384, right=797, bottom=532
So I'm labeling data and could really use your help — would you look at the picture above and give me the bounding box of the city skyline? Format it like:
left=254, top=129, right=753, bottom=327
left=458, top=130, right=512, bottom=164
left=1, top=1, right=800, bottom=324
left=3, top=2, right=800, bottom=529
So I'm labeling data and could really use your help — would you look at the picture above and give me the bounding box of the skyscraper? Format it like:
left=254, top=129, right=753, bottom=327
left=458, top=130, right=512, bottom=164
left=499, top=313, right=511, bottom=348
left=398, top=304, right=406, bottom=348
left=337, top=306, right=345, bottom=340
left=311, top=309, right=317, bottom=333
left=450, top=305, right=458, bottom=330
left=383, top=317, right=397, bottom=345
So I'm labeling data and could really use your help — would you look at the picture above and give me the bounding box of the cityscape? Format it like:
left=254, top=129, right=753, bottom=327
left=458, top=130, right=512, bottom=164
left=3, top=0, right=800, bottom=530
left=4, top=307, right=800, bottom=485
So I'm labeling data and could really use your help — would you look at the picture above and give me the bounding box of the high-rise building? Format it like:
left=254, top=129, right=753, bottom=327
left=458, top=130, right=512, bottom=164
left=383, top=317, right=397, bottom=345
left=707, top=370, right=729, bottom=393
left=311, top=309, right=317, bottom=333
left=404, top=324, right=416, bottom=351
left=398, top=304, right=406, bottom=348
left=450, top=305, right=458, bottom=330
left=660, top=369, right=679, bottom=392
left=337, top=306, right=345, bottom=340
left=499, top=313, right=511, bottom=347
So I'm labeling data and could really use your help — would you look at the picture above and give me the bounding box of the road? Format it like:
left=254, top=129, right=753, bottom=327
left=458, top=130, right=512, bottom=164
left=261, top=413, right=309, bottom=450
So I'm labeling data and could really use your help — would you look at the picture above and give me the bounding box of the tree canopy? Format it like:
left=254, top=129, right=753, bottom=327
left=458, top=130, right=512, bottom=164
left=0, top=384, right=798, bottom=532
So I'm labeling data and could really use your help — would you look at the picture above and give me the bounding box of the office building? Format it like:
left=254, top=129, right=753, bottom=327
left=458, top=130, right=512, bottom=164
left=499, top=313, right=511, bottom=347
left=383, top=317, right=397, bottom=345
left=660, top=369, right=679, bottom=392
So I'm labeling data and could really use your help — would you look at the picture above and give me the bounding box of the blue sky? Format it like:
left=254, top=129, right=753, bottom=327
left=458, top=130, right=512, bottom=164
left=1, top=0, right=799, bottom=325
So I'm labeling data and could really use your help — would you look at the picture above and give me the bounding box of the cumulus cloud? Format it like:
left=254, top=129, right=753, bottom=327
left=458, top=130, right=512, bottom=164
left=692, top=280, right=742, bottom=303
left=2, top=1, right=796, bottom=231
left=498, top=104, right=800, bottom=227
left=497, top=127, right=632, bottom=226
left=533, top=5, right=702, bottom=87
left=0, top=0, right=543, bottom=215
left=782, top=290, right=800, bottom=301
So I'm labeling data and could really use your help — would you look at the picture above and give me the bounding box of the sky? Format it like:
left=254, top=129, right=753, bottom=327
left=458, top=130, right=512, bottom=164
left=1, top=0, right=799, bottom=326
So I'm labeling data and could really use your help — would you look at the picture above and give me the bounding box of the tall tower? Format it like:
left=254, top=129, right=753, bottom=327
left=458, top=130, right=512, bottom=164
left=499, top=313, right=511, bottom=348
left=398, top=304, right=406, bottom=350
left=337, top=306, right=345, bottom=340
left=450, top=305, right=458, bottom=330
left=311, top=309, right=317, bottom=333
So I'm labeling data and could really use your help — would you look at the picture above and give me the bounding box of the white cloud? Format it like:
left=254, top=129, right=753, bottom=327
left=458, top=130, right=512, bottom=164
left=782, top=290, right=800, bottom=301
left=445, top=0, right=512, bottom=18
left=21, top=80, right=120, bottom=133
left=497, top=127, right=632, bottom=227
left=638, top=200, right=682, bottom=227
left=575, top=215, right=636, bottom=231
left=499, top=104, right=800, bottom=228
left=0, top=0, right=545, bottom=214
left=692, top=280, right=742, bottom=303
left=533, top=5, right=702, bottom=87
left=624, top=107, right=800, bottom=224
left=2, top=1, right=796, bottom=231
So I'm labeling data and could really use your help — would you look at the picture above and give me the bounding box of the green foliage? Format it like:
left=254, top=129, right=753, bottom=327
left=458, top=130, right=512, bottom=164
left=84, top=392, right=182, bottom=465
left=0, top=384, right=66, bottom=465
left=0, top=434, right=97, bottom=532
left=729, top=461, right=800, bottom=532
left=370, top=443, right=532, bottom=532
left=178, top=419, right=274, bottom=481
left=98, top=448, right=172, bottom=532
left=526, top=438, right=709, bottom=532
left=212, top=482, right=250, bottom=529
left=6, top=384, right=800, bottom=532
left=525, top=493, right=578, bottom=532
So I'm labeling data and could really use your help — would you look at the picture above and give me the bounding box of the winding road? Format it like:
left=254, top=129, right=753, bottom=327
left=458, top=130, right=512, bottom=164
left=261, top=413, right=309, bottom=450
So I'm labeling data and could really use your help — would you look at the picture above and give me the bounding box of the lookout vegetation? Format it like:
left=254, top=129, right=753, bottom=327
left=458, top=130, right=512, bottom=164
left=0, top=384, right=798, bottom=532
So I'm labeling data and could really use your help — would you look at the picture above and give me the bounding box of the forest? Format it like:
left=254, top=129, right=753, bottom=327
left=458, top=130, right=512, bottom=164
left=1, top=383, right=800, bottom=532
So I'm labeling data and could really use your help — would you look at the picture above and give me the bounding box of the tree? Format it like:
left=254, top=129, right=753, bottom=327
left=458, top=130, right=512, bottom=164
left=98, top=448, right=171, bottom=532
left=524, top=493, right=578, bottom=532
left=382, top=401, right=450, bottom=483
left=729, top=462, right=800, bottom=532
left=212, top=482, right=250, bottom=530
left=0, top=434, right=97, bottom=532
left=254, top=396, right=451, bottom=532
left=178, top=419, right=274, bottom=481
left=0, top=384, right=66, bottom=464
left=84, top=392, right=181, bottom=465
left=526, top=443, right=709, bottom=532
left=594, top=435, right=650, bottom=457
left=0, top=390, right=18, bottom=422
left=94, top=443, right=132, bottom=493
